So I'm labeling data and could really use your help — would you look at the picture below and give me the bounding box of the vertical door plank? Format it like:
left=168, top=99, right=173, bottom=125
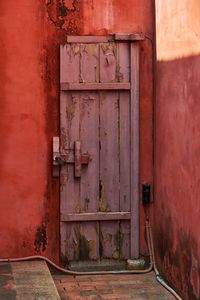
left=117, top=42, right=130, bottom=82
left=79, top=92, right=100, bottom=259
left=60, top=91, right=80, bottom=262
left=60, top=44, right=80, bottom=83
left=100, top=43, right=117, bottom=83
left=61, top=221, right=78, bottom=262
left=99, top=42, right=120, bottom=259
left=118, top=43, right=131, bottom=258
left=60, top=92, right=80, bottom=213
left=61, top=92, right=80, bottom=150
left=120, top=221, right=130, bottom=259
left=119, top=91, right=131, bottom=259
left=99, top=91, right=120, bottom=258
left=80, top=44, right=99, bottom=83
left=130, top=43, right=140, bottom=259
left=78, top=43, right=100, bottom=260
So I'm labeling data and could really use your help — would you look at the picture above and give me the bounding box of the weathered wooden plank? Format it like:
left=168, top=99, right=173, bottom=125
left=114, top=33, right=145, bottom=41
left=53, top=136, right=59, bottom=153
left=60, top=92, right=81, bottom=150
left=118, top=42, right=131, bottom=259
left=67, top=36, right=113, bottom=43
left=61, top=82, right=130, bottom=90
left=79, top=92, right=100, bottom=259
left=60, top=44, right=80, bottom=83
left=53, top=136, right=60, bottom=177
left=61, top=222, right=79, bottom=261
left=130, top=43, right=140, bottom=259
left=119, top=221, right=130, bottom=260
left=99, top=92, right=119, bottom=212
left=66, top=34, right=145, bottom=43
left=119, top=91, right=131, bottom=259
left=62, top=222, right=98, bottom=262
left=61, top=212, right=131, bottom=222
left=80, top=44, right=99, bottom=83
left=117, top=42, right=130, bottom=82
left=99, top=91, right=120, bottom=259
left=60, top=92, right=80, bottom=262
left=100, top=43, right=117, bottom=83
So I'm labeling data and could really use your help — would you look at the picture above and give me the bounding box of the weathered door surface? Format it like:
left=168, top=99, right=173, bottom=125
left=58, top=35, right=141, bottom=264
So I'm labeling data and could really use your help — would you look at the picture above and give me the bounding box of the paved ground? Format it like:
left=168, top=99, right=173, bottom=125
left=0, top=261, right=176, bottom=300
left=0, top=262, right=16, bottom=300
left=0, top=261, right=60, bottom=300
left=53, top=272, right=175, bottom=300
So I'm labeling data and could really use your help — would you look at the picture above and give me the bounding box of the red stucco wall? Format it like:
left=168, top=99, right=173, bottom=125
left=155, top=1, right=200, bottom=299
left=0, top=0, right=154, bottom=263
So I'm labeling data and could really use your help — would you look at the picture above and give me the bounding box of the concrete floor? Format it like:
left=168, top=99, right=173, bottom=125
left=0, top=261, right=60, bottom=300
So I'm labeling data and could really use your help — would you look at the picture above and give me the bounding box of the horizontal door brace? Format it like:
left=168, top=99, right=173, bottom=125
left=60, top=82, right=131, bottom=91
left=66, top=33, right=145, bottom=43
left=61, top=212, right=131, bottom=222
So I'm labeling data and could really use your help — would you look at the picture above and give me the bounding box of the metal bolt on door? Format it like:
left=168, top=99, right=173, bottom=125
left=54, top=34, right=143, bottom=264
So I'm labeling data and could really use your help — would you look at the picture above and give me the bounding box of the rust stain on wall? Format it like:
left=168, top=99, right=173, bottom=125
left=46, top=0, right=83, bottom=34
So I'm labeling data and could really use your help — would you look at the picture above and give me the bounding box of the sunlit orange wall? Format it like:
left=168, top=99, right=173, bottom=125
left=155, top=1, right=200, bottom=299
left=0, top=1, right=154, bottom=262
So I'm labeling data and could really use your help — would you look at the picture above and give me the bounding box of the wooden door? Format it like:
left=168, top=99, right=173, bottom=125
left=58, top=35, right=141, bottom=264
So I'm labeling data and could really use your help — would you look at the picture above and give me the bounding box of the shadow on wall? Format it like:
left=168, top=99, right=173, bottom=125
left=154, top=54, right=200, bottom=300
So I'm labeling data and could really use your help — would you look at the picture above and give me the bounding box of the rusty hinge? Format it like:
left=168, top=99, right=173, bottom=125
left=53, top=137, right=90, bottom=178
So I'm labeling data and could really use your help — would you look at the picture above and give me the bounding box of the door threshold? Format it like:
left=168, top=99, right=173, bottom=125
left=68, top=259, right=127, bottom=272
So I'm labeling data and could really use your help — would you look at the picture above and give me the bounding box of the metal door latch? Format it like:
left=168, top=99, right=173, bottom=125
left=53, top=137, right=90, bottom=178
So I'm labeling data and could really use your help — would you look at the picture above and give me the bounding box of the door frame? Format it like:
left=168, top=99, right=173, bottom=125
left=54, top=33, right=144, bottom=260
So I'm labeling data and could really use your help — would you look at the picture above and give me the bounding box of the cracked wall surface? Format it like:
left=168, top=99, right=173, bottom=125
left=46, top=0, right=83, bottom=34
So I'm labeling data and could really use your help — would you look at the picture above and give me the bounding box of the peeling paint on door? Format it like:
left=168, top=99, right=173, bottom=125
left=60, top=38, right=140, bottom=263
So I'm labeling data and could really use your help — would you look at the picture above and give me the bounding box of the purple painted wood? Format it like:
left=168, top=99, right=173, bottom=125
left=53, top=136, right=60, bottom=177
left=80, top=44, right=99, bottom=83
left=67, top=36, right=113, bottom=43
left=130, top=43, right=140, bottom=259
left=61, top=212, right=131, bottom=222
left=80, top=92, right=100, bottom=260
left=99, top=90, right=120, bottom=258
left=66, top=34, right=144, bottom=43
left=60, top=38, right=140, bottom=263
left=118, top=43, right=131, bottom=259
left=114, top=33, right=145, bottom=41
left=79, top=44, right=100, bottom=260
left=119, top=91, right=131, bottom=259
left=61, top=82, right=130, bottom=90
left=117, top=42, right=130, bottom=83
left=60, top=44, right=80, bottom=83
left=100, top=43, right=117, bottom=83
left=74, top=141, right=81, bottom=177
left=60, top=92, right=80, bottom=261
